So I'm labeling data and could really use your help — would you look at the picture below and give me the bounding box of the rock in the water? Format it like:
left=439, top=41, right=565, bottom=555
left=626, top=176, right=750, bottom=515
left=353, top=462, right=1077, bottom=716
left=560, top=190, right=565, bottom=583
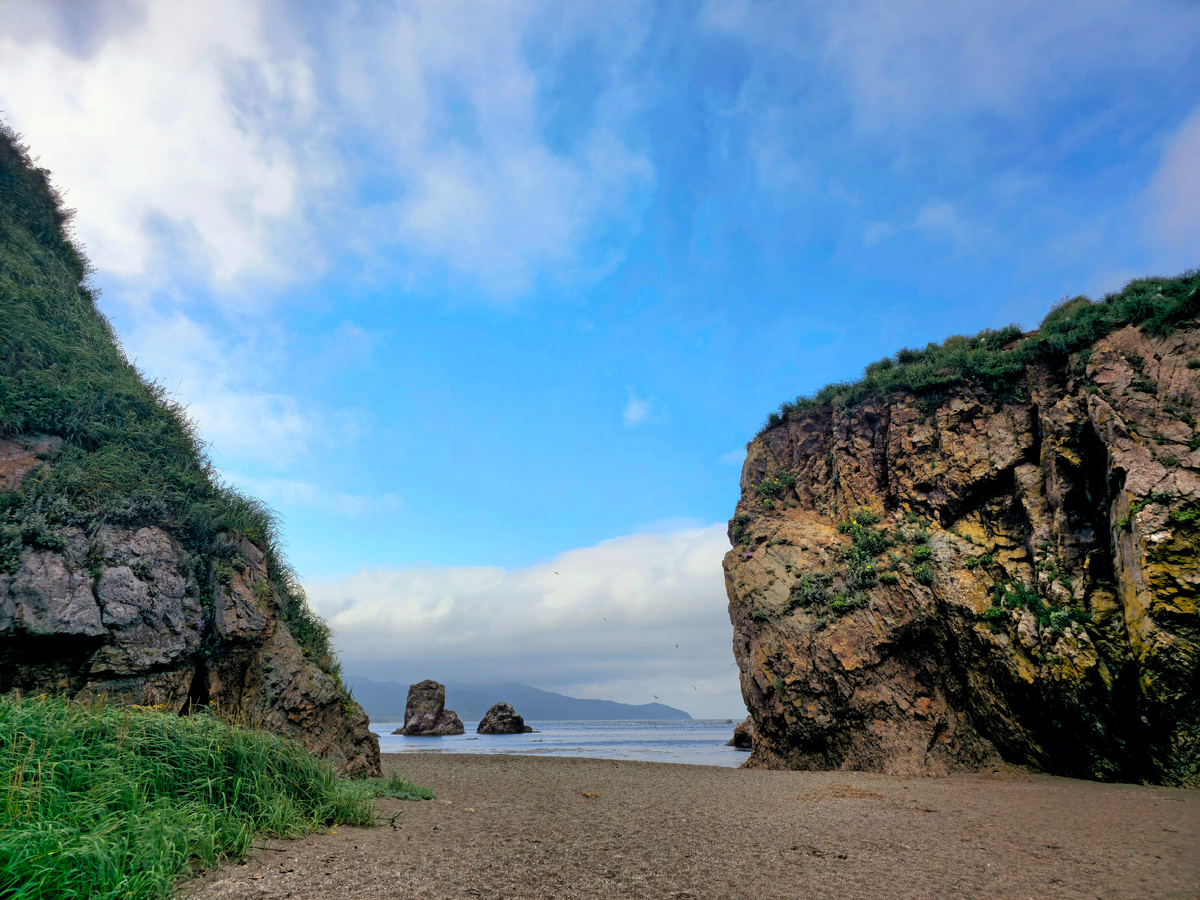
left=396, top=680, right=465, bottom=735
left=727, top=313, right=1200, bottom=786
left=727, top=717, right=753, bottom=750
left=477, top=701, right=533, bottom=734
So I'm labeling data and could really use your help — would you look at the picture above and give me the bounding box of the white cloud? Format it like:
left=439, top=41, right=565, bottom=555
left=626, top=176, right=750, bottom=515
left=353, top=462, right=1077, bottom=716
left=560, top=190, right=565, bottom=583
left=705, top=0, right=1197, bottom=135
left=329, top=1, right=654, bottom=297
left=0, top=0, right=318, bottom=288
left=622, top=390, right=652, bottom=427
left=913, top=202, right=972, bottom=244
left=865, top=200, right=982, bottom=249
left=1147, top=106, right=1200, bottom=259
left=107, top=305, right=325, bottom=471
left=703, top=0, right=1200, bottom=264
left=233, top=475, right=400, bottom=518
left=0, top=0, right=653, bottom=299
left=305, top=524, right=745, bottom=718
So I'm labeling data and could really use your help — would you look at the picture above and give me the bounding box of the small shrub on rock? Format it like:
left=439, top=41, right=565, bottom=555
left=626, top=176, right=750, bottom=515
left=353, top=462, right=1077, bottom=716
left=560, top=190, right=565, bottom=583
left=789, top=572, right=832, bottom=609
left=830, top=592, right=867, bottom=614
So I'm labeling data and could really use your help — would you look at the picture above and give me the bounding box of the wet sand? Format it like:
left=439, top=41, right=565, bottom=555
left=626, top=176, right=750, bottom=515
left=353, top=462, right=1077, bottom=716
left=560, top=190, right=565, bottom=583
left=189, top=752, right=1200, bottom=899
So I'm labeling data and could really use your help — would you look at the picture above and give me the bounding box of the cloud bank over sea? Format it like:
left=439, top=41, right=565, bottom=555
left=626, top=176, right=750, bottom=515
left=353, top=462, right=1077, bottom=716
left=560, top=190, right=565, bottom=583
left=307, top=524, right=743, bottom=719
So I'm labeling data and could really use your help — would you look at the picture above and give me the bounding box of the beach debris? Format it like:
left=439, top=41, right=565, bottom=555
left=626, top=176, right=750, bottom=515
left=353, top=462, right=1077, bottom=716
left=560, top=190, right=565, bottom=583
left=393, top=680, right=465, bottom=736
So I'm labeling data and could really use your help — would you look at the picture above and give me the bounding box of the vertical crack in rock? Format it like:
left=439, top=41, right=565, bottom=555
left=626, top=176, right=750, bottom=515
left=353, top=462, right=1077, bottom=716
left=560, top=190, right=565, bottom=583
left=727, top=323, right=1200, bottom=786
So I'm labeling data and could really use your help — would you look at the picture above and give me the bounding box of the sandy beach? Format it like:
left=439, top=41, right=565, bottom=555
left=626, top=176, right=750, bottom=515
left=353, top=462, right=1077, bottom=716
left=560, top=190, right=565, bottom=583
left=188, top=752, right=1200, bottom=900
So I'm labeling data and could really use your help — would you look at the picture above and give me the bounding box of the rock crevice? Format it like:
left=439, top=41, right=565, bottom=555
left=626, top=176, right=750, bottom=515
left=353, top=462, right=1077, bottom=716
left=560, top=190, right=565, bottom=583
left=727, top=323, right=1200, bottom=786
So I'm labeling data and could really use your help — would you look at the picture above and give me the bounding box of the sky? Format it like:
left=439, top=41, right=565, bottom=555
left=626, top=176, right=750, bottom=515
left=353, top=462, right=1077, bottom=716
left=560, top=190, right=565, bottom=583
left=1, top=0, right=1198, bottom=718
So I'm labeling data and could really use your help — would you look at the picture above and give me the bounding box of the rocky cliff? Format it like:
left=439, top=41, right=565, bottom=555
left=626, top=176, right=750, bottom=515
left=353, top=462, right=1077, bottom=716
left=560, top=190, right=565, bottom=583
left=0, top=126, right=379, bottom=775
left=726, top=276, right=1200, bottom=786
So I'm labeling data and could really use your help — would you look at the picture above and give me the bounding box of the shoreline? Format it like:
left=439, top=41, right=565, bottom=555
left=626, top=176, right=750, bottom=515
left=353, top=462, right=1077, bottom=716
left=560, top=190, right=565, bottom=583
left=191, top=752, right=1200, bottom=899
left=369, top=718, right=748, bottom=767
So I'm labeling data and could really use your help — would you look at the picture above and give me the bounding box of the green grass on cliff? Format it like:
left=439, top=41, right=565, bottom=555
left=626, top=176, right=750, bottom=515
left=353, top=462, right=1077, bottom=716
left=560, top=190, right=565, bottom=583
left=0, top=696, right=388, bottom=900
left=761, top=269, right=1200, bottom=433
left=0, top=123, right=340, bottom=681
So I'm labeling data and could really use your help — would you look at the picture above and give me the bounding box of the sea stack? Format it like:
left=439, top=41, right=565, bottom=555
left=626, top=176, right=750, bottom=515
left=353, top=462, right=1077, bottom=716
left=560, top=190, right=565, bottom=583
left=395, top=680, right=465, bottom=735
left=477, top=701, right=533, bottom=734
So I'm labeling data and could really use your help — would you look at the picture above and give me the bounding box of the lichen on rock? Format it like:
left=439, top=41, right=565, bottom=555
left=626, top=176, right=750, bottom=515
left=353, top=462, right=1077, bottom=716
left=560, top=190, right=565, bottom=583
left=727, top=281, right=1200, bottom=786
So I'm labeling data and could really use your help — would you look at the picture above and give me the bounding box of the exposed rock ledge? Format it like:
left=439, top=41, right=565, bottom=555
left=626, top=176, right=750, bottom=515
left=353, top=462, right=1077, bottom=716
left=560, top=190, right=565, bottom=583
left=726, top=324, right=1200, bottom=786
left=0, top=444, right=380, bottom=776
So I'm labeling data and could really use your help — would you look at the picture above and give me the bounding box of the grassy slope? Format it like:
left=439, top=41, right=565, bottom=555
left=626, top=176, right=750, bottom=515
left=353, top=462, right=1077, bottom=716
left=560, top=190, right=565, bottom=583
left=761, top=270, right=1200, bottom=434
left=0, top=696, right=432, bottom=900
left=0, top=125, right=441, bottom=898
left=0, top=124, right=339, bottom=678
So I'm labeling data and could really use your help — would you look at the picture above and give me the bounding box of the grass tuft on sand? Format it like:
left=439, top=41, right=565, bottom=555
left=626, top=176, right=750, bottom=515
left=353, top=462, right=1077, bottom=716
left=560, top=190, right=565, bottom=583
left=0, top=696, right=427, bottom=900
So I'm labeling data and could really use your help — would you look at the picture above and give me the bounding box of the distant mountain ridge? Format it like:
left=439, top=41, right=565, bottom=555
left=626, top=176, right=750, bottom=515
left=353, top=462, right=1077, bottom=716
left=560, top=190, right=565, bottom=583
left=347, top=675, right=692, bottom=723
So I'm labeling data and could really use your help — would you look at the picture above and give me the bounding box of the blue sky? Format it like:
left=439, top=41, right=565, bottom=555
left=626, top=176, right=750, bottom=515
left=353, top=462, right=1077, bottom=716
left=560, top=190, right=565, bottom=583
left=2, top=0, right=1197, bottom=717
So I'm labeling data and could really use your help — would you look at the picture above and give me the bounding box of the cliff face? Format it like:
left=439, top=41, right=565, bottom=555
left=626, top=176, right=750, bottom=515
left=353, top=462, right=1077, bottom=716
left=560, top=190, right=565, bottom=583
left=727, top=312, right=1200, bottom=786
left=0, top=127, right=379, bottom=775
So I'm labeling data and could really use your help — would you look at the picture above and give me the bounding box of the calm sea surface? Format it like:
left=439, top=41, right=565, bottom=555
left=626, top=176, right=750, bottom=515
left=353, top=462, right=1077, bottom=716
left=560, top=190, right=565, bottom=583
left=370, top=720, right=747, bottom=767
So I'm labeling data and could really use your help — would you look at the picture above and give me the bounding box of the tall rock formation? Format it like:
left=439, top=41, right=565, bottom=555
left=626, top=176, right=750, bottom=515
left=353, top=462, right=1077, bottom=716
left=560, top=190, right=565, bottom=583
left=726, top=279, right=1200, bottom=786
left=0, top=126, right=379, bottom=775
left=396, top=680, right=465, bottom=736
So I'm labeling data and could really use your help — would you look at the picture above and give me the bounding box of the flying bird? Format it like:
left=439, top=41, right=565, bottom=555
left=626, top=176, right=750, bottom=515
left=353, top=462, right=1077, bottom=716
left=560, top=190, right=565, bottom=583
left=674, top=643, right=679, bottom=648
left=602, top=617, right=607, bottom=623
left=555, top=571, right=560, bottom=575
left=652, top=694, right=658, bottom=699
left=691, top=685, right=697, bottom=691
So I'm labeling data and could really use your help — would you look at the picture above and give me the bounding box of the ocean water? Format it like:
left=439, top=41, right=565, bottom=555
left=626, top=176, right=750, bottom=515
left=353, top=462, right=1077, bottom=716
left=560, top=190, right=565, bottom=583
left=371, top=719, right=747, bottom=767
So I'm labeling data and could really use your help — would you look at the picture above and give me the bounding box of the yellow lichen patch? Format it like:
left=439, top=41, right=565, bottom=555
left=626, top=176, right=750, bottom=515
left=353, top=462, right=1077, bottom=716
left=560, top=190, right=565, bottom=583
left=1013, top=653, right=1038, bottom=685
left=1088, top=588, right=1121, bottom=626
left=950, top=514, right=991, bottom=549
left=1045, top=634, right=1098, bottom=684
left=1055, top=447, right=1082, bottom=467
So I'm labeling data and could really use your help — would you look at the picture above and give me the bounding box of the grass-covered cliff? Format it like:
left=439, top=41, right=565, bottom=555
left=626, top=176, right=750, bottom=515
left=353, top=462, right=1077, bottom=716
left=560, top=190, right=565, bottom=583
left=0, top=125, right=338, bottom=676
left=0, top=123, right=379, bottom=775
left=762, top=270, right=1200, bottom=430
left=729, top=270, right=1200, bottom=786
